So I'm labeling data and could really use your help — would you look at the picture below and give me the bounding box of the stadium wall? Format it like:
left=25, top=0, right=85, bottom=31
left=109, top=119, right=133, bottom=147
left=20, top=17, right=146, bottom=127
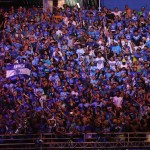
left=101, top=0, right=150, bottom=11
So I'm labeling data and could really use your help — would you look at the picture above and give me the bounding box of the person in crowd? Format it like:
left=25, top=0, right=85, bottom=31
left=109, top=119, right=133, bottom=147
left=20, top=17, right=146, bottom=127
left=0, top=4, right=149, bottom=136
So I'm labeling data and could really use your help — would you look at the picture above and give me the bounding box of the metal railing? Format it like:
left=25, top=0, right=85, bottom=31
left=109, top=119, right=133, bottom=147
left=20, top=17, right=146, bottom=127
left=0, top=132, right=150, bottom=149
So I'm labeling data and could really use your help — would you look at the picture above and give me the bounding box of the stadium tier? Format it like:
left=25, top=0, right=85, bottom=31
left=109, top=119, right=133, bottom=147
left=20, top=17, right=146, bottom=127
left=0, top=1, right=150, bottom=149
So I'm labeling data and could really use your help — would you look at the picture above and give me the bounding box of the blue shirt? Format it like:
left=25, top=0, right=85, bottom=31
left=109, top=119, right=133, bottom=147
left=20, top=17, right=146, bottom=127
left=111, top=45, right=122, bottom=54
left=146, top=40, right=150, bottom=48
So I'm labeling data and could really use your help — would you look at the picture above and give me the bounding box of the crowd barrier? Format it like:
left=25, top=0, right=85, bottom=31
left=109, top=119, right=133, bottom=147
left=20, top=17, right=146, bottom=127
left=0, top=132, right=150, bottom=149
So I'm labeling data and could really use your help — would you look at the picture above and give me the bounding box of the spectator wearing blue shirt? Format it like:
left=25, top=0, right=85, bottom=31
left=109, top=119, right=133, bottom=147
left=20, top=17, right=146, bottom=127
left=111, top=41, right=122, bottom=55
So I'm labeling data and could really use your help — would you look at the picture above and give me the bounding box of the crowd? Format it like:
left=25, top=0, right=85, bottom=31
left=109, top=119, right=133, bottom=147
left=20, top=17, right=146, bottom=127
left=0, top=4, right=150, bottom=136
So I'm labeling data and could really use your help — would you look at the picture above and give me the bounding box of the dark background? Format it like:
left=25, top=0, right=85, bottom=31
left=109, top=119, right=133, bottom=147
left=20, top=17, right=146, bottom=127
left=0, top=0, right=43, bottom=8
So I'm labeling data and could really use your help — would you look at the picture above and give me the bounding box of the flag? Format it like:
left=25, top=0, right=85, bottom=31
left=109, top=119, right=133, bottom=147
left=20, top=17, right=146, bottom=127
left=6, top=64, right=31, bottom=78
left=65, top=0, right=77, bottom=6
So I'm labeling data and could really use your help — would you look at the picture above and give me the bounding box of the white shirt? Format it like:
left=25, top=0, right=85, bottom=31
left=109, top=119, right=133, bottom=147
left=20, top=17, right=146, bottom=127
left=71, top=91, right=79, bottom=96
left=109, top=60, right=116, bottom=70
left=39, top=95, right=46, bottom=108
left=95, top=57, right=105, bottom=70
left=113, top=96, right=123, bottom=108
left=68, top=38, right=74, bottom=48
left=56, top=30, right=62, bottom=37
left=63, top=17, right=68, bottom=25
left=113, top=11, right=122, bottom=17
left=76, top=48, right=85, bottom=58
left=89, top=50, right=95, bottom=57
left=52, top=51, right=63, bottom=57
left=120, top=63, right=128, bottom=68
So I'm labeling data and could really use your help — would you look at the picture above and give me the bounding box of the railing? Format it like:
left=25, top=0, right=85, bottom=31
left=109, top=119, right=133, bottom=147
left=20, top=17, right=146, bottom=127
left=0, top=132, right=150, bottom=149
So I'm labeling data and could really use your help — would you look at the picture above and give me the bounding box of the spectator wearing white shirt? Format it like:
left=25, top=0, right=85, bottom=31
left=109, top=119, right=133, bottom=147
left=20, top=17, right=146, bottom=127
left=108, top=57, right=116, bottom=71
left=76, top=44, right=85, bottom=59
left=113, top=92, right=123, bottom=108
left=95, top=53, right=105, bottom=70
left=120, top=59, right=128, bottom=69
left=113, top=8, right=122, bottom=17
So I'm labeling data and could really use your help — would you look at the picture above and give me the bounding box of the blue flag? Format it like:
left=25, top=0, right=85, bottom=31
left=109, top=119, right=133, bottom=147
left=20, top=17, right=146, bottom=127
left=6, top=64, right=31, bottom=78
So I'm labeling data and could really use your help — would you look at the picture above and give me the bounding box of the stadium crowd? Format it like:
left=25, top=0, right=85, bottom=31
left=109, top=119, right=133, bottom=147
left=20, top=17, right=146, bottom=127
left=0, top=4, right=150, bottom=136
